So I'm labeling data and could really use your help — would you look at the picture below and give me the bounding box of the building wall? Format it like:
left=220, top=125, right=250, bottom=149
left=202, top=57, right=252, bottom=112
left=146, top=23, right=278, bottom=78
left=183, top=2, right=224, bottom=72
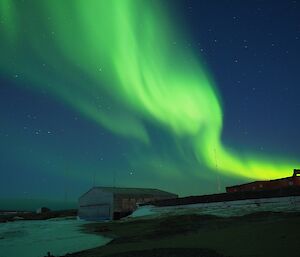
left=113, top=194, right=176, bottom=213
left=78, top=188, right=114, bottom=220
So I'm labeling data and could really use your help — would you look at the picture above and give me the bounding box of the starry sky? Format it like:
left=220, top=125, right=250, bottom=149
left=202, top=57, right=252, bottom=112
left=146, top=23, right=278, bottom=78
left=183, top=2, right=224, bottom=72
left=0, top=0, right=299, bottom=204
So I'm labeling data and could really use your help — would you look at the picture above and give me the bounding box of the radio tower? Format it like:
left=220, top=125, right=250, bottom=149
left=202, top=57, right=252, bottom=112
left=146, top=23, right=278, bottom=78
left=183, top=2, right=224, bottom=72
left=214, top=148, right=221, bottom=192
left=64, top=167, right=68, bottom=206
left=93, top=170, right=96, bottom=187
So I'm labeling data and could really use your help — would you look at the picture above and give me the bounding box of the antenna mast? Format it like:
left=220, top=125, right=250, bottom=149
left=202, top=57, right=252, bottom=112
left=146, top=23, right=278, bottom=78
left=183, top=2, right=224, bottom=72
left=93, top=170, right=96, bottom=187
left=64, top=167, right=68, bottom=205
left=214, top=148, right=221, bottom=193
left=113, top=170, right=116, bottom=188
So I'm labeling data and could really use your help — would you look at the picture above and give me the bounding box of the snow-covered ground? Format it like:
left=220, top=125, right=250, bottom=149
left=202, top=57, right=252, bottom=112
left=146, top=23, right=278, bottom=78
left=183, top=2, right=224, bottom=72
left=130, top=195, right=300, bottom=219
left=0, top=218, right=111, bottom=257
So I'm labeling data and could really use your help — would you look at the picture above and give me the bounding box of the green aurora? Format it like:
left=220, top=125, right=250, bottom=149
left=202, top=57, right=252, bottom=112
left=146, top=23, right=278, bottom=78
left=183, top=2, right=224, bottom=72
left=0, top=0, right=297, bottom=183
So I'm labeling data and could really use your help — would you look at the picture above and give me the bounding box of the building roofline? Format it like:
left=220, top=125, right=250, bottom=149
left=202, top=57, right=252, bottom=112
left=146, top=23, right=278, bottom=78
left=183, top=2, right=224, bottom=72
left=79, top=186, right=178, bottom=200
left=226, top=175, right=298, bottom=189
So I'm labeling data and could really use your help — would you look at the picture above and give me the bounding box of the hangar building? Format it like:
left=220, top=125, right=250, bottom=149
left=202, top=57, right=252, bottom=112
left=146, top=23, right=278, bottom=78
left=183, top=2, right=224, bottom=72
left=78, top=187, right=178, bottom=220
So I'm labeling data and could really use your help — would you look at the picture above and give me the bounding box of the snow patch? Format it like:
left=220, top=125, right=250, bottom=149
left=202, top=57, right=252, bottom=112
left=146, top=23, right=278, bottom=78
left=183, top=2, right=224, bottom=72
left=130, top=196, right=300, bottom=219
left=0, top=218, right=111, bottom=257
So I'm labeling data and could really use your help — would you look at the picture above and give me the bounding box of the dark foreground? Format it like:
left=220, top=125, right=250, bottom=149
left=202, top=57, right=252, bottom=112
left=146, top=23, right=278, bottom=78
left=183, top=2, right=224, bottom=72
left=62, top=211, right=300, bottom=257
left=100, top=248, right=225, bottom=257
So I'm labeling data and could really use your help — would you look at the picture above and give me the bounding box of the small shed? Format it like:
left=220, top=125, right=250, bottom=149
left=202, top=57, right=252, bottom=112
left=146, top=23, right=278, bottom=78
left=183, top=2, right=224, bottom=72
left=36, top=207, right=51, bottom=214
left=78, top=187, right=178, bottom=221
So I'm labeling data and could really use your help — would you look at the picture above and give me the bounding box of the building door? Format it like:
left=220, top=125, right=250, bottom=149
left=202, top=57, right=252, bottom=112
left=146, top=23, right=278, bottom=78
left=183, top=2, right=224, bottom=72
left=79, top=204, right=111, bottom=220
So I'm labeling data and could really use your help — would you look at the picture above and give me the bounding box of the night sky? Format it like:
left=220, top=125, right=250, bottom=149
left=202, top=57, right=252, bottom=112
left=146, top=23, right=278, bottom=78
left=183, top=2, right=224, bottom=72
left=0, top=0, right=299, bottom=204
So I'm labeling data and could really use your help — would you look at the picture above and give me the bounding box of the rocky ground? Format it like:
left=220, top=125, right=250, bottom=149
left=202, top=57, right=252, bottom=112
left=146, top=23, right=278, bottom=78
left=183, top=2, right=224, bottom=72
left=62, top=211, right=300, bottom=257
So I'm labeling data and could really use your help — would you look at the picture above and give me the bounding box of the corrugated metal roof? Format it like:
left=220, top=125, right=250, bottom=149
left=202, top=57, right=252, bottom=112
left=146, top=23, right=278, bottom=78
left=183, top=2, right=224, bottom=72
left=78, top=187, right=178, bottom=200
left=94, top=187, right=177, bottom=196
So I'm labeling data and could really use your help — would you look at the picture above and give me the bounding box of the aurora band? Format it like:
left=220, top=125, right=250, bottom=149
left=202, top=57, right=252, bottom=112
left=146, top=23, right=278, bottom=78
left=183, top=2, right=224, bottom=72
left=0, top=0, right=296, bottom=180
